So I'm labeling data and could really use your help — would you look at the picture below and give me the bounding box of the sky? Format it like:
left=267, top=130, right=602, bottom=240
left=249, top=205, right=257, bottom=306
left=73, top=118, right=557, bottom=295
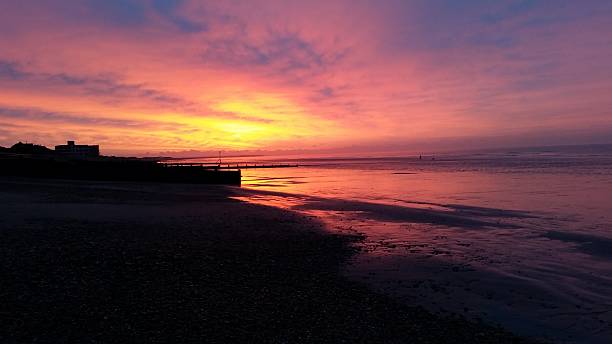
left=1, top=0, right=612, bottom=156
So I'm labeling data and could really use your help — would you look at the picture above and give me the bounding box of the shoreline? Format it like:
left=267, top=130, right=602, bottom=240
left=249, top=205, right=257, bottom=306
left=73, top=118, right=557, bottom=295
left=1, top=177, right=535, bottom=342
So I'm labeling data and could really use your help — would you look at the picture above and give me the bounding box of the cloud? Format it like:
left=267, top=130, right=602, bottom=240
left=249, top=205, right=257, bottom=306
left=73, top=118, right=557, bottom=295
left=87, top=0, right=148, bottom=26
left=0, top=61, right=27, bottom=80
left=0, top=106, right=183, bottom=130
left=318, top=87, right=334, bottom=98
left=200, top=30, right=345, bottom=78
left=0, top=60, right=193, bottom=111
left=152, top=0, right=206, bottom=33
left=479, top=0, right=538, bottom=24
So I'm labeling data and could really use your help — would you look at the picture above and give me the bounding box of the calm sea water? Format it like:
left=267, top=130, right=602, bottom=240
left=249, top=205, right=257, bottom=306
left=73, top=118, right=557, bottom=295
left=199, top=145, right=612, bottom=343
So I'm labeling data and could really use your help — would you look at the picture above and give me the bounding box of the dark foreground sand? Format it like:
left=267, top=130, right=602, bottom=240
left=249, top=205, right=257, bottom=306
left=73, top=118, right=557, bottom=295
left=0, top=178, right=534, bottom=343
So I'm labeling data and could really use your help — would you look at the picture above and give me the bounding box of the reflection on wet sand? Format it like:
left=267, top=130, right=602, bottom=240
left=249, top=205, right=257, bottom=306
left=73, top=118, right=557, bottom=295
left=233, top=155, right=612, bottom=343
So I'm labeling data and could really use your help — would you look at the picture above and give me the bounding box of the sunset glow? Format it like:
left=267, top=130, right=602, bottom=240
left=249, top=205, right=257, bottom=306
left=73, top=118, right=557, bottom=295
left=1, top=1, right=612, bottom=155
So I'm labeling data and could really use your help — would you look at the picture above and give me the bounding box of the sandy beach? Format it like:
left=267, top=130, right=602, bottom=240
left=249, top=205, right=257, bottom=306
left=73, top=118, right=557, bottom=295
left=0, top=177, right=533, bottom=343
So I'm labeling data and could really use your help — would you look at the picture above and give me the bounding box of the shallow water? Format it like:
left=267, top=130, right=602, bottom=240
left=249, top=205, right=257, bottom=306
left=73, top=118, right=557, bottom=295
left=216, top=145, right=612, bottom=342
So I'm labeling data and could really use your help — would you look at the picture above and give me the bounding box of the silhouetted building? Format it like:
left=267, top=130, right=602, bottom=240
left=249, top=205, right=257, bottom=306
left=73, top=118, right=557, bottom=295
left=54, top=141, right=100, bottom=157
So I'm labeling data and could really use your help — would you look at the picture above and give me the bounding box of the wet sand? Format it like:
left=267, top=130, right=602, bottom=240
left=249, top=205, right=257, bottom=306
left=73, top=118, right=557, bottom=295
left=0, top=177, right=533, bottom=343
left=236, top=161, right=612, bottom=343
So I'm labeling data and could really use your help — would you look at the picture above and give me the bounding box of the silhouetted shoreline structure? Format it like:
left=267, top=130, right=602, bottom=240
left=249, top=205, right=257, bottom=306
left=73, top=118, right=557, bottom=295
left=55, top=140, right=100, bottom=157
left=162, top=162, right=298, bottom=169
left=0, top=141, right=241, bottom=185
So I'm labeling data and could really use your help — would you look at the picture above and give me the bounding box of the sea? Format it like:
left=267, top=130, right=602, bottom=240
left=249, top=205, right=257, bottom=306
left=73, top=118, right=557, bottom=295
left=190, top=144, right=612, bottom=343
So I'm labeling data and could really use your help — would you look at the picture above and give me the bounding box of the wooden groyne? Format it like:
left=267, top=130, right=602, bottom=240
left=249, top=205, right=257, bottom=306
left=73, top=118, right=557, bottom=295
left=161, top=162, right=299, bottom=169
left=0, top=156, right=241, bottom=185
